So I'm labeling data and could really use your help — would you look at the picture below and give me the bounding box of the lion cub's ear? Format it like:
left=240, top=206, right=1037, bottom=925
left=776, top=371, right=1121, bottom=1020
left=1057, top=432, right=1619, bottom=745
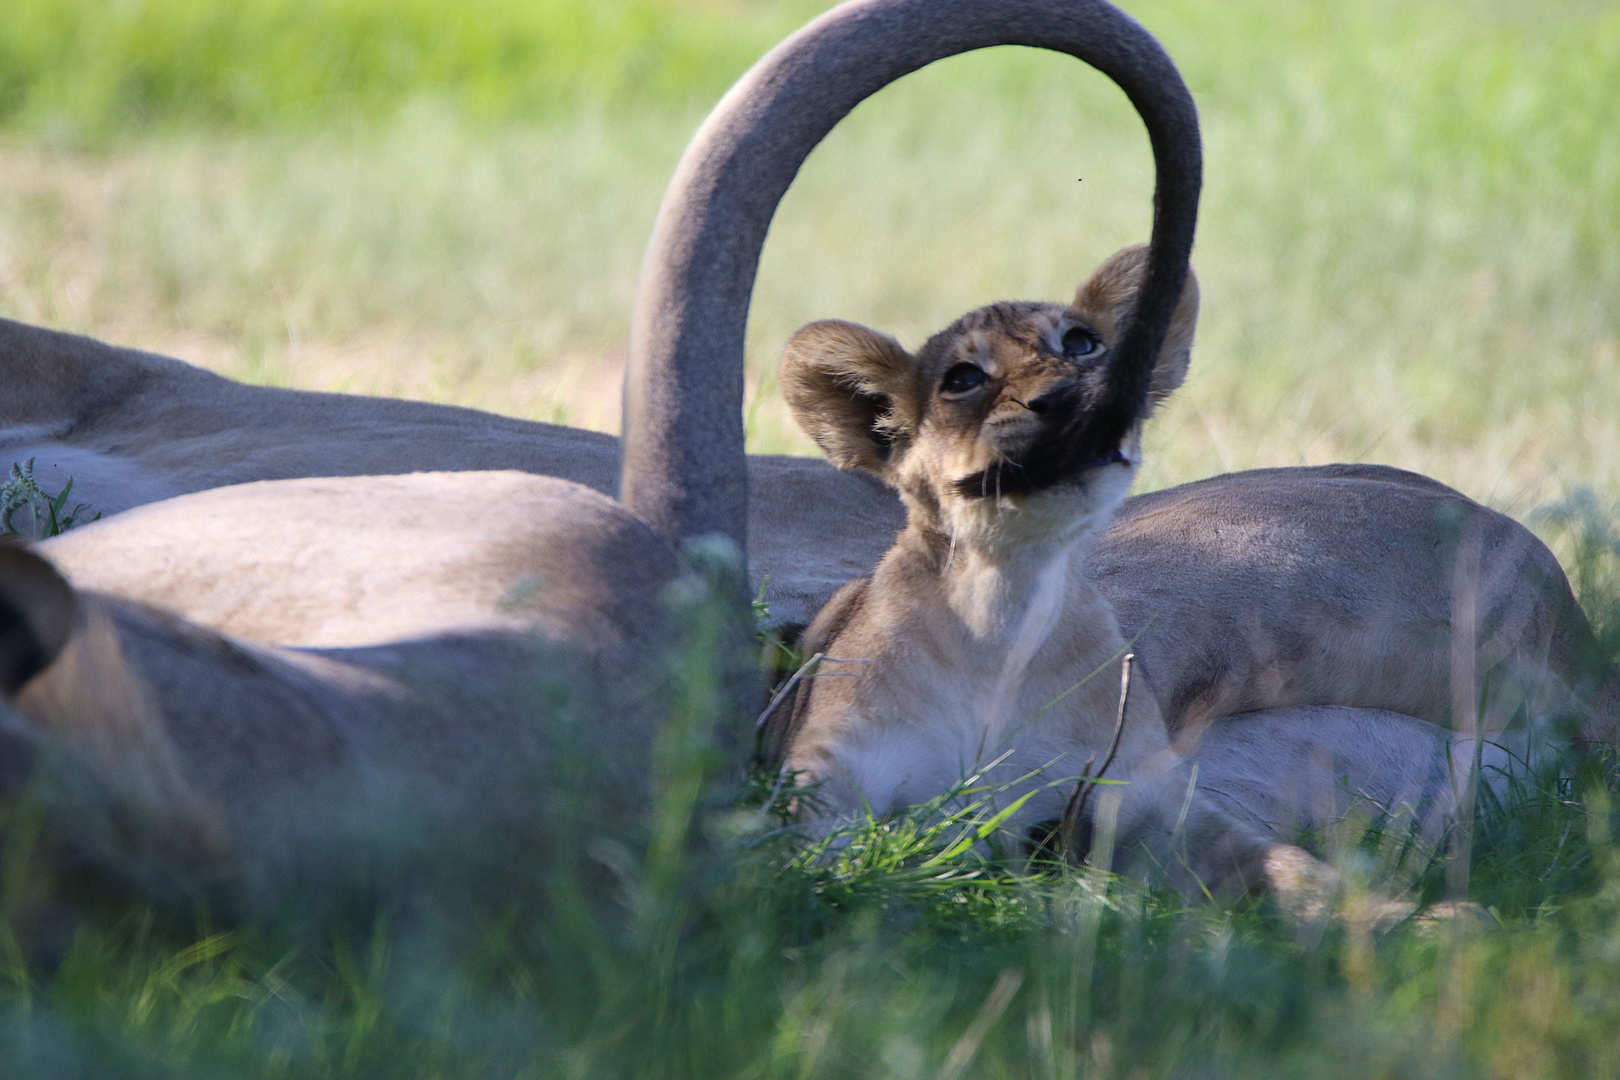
left=780, top=320, right=917, bottom=475
left=1071, top=244, right=1200, bottom=413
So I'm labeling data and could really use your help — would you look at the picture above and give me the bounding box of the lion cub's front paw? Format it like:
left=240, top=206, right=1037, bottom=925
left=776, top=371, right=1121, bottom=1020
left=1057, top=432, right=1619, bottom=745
left=1260, top=844, right=1419, bottom=929
left=1409, top=899, right=1496, bottom=934
left=1261, top=844, right=1342, bottom=920
left=1263, top=841, right=1432, bottom=932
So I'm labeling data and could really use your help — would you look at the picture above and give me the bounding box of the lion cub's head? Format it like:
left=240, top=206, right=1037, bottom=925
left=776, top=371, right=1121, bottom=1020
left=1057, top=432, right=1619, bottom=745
left=780, top=245, right=1198, bottom=550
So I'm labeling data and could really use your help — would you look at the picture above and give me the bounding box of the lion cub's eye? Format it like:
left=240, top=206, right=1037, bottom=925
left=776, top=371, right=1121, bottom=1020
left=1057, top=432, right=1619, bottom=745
left=1061, top=326, right=1100, bottom=362
left=940, top=363, right=988, bottom=395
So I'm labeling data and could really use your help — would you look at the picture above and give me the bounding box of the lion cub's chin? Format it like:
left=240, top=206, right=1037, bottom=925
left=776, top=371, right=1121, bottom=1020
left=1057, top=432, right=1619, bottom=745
left=941, top=456, right=1137, bottom=556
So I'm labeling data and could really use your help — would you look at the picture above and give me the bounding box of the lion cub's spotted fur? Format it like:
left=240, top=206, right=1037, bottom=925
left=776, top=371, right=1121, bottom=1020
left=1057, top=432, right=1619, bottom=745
left=775, top=245, right=1316, bottom=901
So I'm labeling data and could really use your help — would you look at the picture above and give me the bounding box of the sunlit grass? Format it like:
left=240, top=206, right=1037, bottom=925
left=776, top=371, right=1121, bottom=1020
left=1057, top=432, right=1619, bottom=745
left=0, top=0, right=822, bottom=139
left=2, top=0, right=1614, bottom=518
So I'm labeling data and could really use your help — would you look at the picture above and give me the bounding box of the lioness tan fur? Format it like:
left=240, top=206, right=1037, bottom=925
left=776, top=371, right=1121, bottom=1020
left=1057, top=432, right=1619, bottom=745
left=0, top=317, right=902, bottom=638
left=0, top=475, right=692, bottom=914
left=1091, top=464, right=1619, bottom=753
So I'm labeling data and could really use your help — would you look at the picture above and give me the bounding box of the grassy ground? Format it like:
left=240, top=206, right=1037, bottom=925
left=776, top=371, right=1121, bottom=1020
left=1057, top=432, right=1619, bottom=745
left=3, top=0, right=1620, bottom=1075
left=7, top=733, right=1620, bottom=1079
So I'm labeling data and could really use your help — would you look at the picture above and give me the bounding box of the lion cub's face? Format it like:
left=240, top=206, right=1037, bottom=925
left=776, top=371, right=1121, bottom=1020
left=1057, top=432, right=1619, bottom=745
left=780, top=245, right=1198, bottom=551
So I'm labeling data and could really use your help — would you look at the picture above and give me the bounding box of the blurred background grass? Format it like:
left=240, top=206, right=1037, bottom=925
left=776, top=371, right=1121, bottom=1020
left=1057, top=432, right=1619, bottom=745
left=3, top=1, right=1620, bottom=1074
left=0, top=0, right=825, bottom=133
left=1, top=0, right=1615, bottom=514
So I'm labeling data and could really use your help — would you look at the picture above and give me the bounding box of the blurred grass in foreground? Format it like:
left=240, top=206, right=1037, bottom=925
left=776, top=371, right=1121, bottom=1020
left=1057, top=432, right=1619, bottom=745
left=3, top=0, right=1620, bottom=1074
left=5, top=712, right=1620, bottom=1078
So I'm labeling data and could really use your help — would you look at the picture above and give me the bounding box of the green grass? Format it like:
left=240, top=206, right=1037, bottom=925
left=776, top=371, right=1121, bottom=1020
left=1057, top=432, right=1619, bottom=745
left=0, top=0, right=821, bottom=140
left=6, top=740, right=1620, bottom=1078
left=1, top=458, right=104, bottom=539
left=3, top=0, right=1620, bottom=1074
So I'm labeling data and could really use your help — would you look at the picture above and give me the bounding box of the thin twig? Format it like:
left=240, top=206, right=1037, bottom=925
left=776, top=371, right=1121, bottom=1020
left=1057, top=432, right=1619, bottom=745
left=752, top=652, right=830, bottom=820
left=1059, top=653, right=1134, bottom=863
left=1447, top=530, right=1482, bottom=903
left=755, top=653, right=825, bottom=733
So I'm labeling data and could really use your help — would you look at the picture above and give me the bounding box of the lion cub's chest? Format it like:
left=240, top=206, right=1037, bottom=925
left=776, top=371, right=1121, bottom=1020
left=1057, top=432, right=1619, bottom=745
left=790, top=544, right=1143, bottom=818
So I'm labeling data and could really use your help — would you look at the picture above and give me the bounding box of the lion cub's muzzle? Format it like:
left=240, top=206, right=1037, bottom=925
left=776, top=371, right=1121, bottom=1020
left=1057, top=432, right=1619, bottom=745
left=953, top=368, right=1140, bottom=500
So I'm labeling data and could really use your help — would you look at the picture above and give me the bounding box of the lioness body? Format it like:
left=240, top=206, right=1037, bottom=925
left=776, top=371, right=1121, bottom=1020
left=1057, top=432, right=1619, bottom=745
left=0, top=473, right=687, bottom=911
left=1, top=318, right=903, bottom=637
left=1097, top=463, right=1613, bottom=747
left=3, top=0, right=1609, bottom=918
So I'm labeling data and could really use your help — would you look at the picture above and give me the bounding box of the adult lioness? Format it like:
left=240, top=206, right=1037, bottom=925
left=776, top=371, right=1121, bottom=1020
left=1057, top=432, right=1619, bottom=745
left=769, top=244, right=1611, bottom=896
left=0, top=320, right=900, bottom=637
left=0, top=478, right=699, bottom=920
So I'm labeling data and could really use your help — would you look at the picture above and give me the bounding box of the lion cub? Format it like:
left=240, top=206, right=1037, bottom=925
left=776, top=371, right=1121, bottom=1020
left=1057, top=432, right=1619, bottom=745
left=773, top=246, right=1318, bottom=901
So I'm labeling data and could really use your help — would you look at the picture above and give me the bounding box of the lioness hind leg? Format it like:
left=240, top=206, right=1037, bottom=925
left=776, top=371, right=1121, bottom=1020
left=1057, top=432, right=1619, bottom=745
left=1099, top=705, right=1473, bottom=919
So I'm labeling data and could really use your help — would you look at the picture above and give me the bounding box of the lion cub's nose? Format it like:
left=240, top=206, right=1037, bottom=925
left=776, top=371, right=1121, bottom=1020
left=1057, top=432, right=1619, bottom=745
left=1025, top=383, right=1074, bottom=416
